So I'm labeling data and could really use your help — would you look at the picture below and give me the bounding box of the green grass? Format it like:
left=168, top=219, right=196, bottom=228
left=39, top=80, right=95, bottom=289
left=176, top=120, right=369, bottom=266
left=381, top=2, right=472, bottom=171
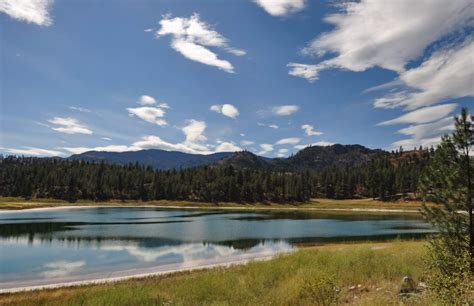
left=0, top=241, right=440, bottom=305
left=0, top=196, right=430, bottom=211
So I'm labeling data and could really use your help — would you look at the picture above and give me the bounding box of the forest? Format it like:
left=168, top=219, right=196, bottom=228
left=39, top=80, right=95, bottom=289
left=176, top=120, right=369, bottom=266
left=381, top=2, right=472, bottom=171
left=0, top=148, right=430, bottom=203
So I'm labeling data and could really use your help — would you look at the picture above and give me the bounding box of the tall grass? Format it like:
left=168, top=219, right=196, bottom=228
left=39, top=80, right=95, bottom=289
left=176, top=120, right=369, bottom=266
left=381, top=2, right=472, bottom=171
left=0, top=241, right=437, bottom=306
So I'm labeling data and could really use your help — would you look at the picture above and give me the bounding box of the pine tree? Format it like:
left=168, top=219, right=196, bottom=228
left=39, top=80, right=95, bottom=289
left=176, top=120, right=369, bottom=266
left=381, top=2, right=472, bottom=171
left=420, top=107, right=473, bottom=303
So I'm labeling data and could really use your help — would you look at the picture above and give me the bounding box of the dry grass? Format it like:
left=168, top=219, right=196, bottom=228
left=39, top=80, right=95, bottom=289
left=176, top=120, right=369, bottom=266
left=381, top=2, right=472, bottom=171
left=0, top=197, right=431, bottom=211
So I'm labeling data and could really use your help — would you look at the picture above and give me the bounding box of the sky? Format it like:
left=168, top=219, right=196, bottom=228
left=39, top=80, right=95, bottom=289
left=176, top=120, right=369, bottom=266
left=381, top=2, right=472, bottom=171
left=0, top=0, right=473, bottom=158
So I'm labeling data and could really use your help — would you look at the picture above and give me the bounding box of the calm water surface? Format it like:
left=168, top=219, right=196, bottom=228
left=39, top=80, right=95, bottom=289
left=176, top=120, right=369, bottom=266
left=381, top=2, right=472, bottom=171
left=0, top=207, right=433, bottom=289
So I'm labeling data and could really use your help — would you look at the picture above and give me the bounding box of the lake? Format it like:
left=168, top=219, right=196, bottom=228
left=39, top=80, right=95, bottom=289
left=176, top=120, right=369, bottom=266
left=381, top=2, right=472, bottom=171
left=0, top=207, right=434, bottom=290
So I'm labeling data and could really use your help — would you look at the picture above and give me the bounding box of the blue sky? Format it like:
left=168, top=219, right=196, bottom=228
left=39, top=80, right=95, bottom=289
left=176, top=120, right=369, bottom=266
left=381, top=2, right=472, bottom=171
left=1, top=0, right=473, bottom=157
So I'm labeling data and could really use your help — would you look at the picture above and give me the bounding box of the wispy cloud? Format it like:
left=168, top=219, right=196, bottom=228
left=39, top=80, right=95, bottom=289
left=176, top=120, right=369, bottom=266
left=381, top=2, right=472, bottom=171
left=4, top=147, right=63, bottom=157
left=373, top=38, right=474, bottom=110
left=294, top=141, right=334, bottom=150
left=240, top=140, right=255, bottom=146
left=155, top=13, right=245, bottom=73
left=48, top=117, right=93, bottom=135
left=289, top=0, right=473, bottom=82
left=275, top=137, right=301, bottom=145
left=258, top=143, right=274, bottom=155
left=69, top=106, right=91, bottom=113
left=215, top=141, right=242, bottom=152
left=0, top=0, right=53, bottom=26
left=272, top=105, right=300, bottom=116
left=253, top=0, right=306, bottom=17
left=377, top=104, right=457, bottom=126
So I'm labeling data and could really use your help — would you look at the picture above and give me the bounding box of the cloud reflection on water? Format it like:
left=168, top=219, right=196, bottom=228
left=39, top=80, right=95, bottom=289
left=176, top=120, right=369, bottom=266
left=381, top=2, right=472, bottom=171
left=100, top=240, right=294, bottom=263
left=41, top=260, right=86, bottom=278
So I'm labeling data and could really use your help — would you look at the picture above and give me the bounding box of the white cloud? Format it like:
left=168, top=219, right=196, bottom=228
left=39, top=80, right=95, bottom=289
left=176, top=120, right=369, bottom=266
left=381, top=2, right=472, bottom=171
left=387, top=116, right=455, bottom=150
left=101, top=137, right=112, bottom=141
left=62, top=145, right=131, bottom=155
left=210, top=104, right=239, bottom=118
left=181, top=119, right=208, bottom=151
left=377, top=104, right=457, bottom=126
left=156, top=13, right=245, bottom=73
left=291, top=0, right=473, bottom=82
left=275, top=137, right=301, bottom=145
left=257, top=122, right=279, bottom=129
left=226, top=48, right=246, bottom=56
left=240, top=140, right=255, bottom=146
left=240, top=133, right=245, bottom=137
left=48, top=117, right=93, bottom=135
left=69, top=106, right=91, bottom=113
left=253, top=0, right=306, bottom=17
left=391, top=136, right=443, bottom=151
left=301, top=124, right=323, bottom=136
left=294, top=141, right=334, bottom=150
left=137, top=95, right=157, bottom=105
left=5, top=147, right=63, bottom=157
left=277, top=148, right=289, bottom=157
left=397, top=117, right=454, bottom=140
left=0, top=0, right=53, bottom=26
left=42, top=260, right=85, bottom=278
left=287, top=63, right=319, bottom=82
left=272, top=105, right=300, bottom=116
left=373, top=38, right=474, bottom=110
left=61, top=119, right=241, bottom=156
left=127, top=106, right=167, bottom=126
left=258, top=143, right=274, bottom=155
left=215, top=141, right=242, bottom=152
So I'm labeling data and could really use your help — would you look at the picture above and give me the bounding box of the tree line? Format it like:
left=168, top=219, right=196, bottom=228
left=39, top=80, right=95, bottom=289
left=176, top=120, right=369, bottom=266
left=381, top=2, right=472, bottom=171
left=0, top=148, right=430, bottom=203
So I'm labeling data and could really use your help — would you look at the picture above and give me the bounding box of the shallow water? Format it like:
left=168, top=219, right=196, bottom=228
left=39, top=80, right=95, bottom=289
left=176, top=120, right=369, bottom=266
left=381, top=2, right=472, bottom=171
left=0, top=207, right=433, bottom=289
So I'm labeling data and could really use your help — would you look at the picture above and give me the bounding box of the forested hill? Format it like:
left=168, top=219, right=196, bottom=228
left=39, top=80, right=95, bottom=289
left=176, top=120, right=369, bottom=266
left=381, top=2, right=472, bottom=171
left=68, top=144, right=393, bottom=171
left=69, top=149, right=233, bottom=170
left=0, top=146, right=432, bottom=203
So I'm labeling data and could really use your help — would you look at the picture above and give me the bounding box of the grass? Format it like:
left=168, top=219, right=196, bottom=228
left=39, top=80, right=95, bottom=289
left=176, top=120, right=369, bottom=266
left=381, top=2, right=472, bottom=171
left=0, top=241, right=440, bottom=305
left=0, top=196, right=430, bottom=211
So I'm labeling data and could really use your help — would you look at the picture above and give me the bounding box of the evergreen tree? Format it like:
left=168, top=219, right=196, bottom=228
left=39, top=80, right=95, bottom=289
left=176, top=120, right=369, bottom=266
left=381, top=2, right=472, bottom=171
left=420, top=107, right=473, bottom=303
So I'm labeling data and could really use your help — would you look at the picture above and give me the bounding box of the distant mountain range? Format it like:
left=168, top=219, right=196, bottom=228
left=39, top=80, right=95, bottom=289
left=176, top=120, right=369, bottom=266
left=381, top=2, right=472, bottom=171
left=69, top=144, right=391, bottom=171
left=69, top=149, right=233, bottom=170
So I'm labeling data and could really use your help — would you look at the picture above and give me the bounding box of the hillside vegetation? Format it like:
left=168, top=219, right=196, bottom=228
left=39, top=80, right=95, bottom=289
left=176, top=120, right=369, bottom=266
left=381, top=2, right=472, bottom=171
left=0, top=145, right=430, bottom=203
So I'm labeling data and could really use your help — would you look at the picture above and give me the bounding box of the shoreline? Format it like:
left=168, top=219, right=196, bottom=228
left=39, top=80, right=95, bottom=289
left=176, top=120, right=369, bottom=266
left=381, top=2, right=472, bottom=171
left=0, top=204, right=421, bottom=214
left=0, top=254, right=279, bottom=294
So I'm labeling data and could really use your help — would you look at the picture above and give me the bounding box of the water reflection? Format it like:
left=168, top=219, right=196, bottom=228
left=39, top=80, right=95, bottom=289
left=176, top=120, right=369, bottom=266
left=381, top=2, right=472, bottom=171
left=0, top=207, right=434, bottom=289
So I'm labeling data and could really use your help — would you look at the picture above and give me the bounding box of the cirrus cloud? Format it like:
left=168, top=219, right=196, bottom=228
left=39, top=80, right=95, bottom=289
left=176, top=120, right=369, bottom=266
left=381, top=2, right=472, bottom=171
left=290, top=0, right=473, bottom=82
left=377, top=104, right=457, bottom=126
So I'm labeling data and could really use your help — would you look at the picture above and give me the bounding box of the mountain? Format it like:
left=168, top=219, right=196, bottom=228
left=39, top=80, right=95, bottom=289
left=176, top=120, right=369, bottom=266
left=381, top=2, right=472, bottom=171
left=69, top=149, right=233, bottom=170
left=273, top=144, right=388, bottom=171
left=216, top=151, right=272, bottom=170
left=216, top=144, right=388, bottom=171
left=68, top=144, right=396, bottom=171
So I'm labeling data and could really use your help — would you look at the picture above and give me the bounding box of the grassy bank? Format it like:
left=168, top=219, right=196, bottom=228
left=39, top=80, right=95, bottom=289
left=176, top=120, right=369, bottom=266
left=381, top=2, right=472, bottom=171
left=0, top=241, right=439, bottom=305
left=0, top=197, right=428, bottom=211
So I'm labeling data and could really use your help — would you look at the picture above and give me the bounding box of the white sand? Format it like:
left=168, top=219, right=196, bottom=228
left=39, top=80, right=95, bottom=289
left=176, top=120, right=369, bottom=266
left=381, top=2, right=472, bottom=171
left=0, top=204, right=420, bottom=214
